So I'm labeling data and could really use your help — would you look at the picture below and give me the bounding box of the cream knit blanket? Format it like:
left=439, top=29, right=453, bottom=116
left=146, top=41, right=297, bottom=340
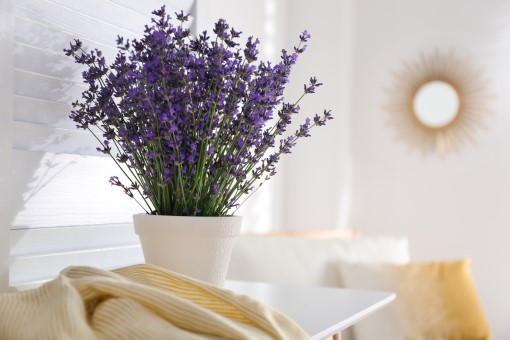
left=0, top=264, right=309, bottom=339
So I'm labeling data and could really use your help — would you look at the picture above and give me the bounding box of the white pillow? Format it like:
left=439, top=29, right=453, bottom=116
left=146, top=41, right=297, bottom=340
left=226, top=235, right=410, bottom=287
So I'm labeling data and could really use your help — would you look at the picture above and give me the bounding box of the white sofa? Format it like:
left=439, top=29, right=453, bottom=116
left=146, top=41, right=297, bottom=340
left=226, top=232, right=491, bottom=340
left=226, top=233, right=410, bottom=287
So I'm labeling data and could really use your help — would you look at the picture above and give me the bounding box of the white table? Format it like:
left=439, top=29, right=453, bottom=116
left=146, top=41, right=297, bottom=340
left=225, top=281, right=395, bottom=340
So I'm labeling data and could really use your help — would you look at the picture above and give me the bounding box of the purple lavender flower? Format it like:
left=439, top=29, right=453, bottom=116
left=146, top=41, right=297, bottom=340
left=64, top=6, right=332, bottom=216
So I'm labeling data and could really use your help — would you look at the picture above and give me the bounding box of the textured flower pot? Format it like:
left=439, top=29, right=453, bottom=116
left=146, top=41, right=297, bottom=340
left=133, top=214, right=242, bottom=287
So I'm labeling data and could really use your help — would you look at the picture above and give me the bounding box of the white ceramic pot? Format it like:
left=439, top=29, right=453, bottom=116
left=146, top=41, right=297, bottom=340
left=133, top=214, right=242, bottom=287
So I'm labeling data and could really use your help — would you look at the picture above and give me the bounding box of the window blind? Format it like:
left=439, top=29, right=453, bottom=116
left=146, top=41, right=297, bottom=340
left=5, top=0, right=196, bottom=287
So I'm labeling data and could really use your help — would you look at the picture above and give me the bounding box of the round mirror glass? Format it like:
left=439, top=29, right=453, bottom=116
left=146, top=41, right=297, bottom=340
left=413, top=81, right=460, bottom=128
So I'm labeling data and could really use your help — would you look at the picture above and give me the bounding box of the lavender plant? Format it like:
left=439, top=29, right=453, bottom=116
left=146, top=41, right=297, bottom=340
left=64, top=7, right=332, bottom=216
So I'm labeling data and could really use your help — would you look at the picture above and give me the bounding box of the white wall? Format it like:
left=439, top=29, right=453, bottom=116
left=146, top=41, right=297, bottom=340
left=205, top=0, right=354, bottom=231
left=281, top=0, right=354, bottom=230
left=348, top=0, right=510, bottom=338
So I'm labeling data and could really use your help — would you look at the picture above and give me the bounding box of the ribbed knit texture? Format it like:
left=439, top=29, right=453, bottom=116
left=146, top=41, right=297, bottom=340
left=0, top=264, right=309, bottom=339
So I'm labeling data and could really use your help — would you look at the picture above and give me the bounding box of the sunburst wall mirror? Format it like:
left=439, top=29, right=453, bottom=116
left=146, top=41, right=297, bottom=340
left=385, top=50, right=492, bottom=156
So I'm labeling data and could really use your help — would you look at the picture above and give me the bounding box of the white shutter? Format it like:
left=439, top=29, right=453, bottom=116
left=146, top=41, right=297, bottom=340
left=1, top=0, right=197, bottom=288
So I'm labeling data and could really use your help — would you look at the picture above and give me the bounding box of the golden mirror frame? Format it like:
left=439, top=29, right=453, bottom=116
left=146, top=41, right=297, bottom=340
left=385, top=49, right=493, bottom=156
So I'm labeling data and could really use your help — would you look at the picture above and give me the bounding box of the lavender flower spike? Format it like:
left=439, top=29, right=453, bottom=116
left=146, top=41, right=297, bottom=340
left=64, top=7, right=332, bottom=216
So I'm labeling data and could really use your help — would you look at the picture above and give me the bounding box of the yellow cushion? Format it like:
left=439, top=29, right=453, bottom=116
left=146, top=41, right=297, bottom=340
left=338, top=258, right=490, bottom=340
